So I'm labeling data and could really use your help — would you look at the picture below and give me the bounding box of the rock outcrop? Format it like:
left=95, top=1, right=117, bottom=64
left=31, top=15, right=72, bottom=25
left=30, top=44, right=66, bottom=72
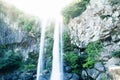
left=69, top=0, right=120, bottom=48
left=68, top=0, right=120, bottom=79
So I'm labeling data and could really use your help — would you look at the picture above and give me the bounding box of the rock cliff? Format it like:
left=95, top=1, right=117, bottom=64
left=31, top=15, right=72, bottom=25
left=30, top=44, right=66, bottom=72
left=68, top=0, right=120, bottom=79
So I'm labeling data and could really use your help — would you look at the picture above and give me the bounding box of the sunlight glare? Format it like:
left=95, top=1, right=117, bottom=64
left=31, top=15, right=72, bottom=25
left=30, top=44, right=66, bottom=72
left=4, top=0, right=73, bottom=19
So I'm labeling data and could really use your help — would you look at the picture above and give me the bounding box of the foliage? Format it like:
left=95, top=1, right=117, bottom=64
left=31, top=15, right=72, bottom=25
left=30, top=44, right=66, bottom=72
left=63, top=30, right=83, bottom=73
left=65, top=52, right=79, bottom=69
left=112, top=50, right=120, bottom=58
left=17, top=15, right=37, bottom=32
left=0, top=49, right=22, bottom=72
left=83, top=41, right=103, bottom=68
left=63, top=31, right=76, bottom=52
left=62, top=0, right=90, bottom=24
left=22, top=64, right=36, bottom=71
left=109, top=0, right=120, bottom=6
left=64, top=51, right=87, bottom=73
left=19, top=52, right=38, bottom=71
left=0, top=0, right=39, bottom=34
left=100, top=15, right=111, bottom=19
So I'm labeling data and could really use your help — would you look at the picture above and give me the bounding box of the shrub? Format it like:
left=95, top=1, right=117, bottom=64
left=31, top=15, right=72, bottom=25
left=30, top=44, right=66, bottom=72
left=65, top=52, right=79, bottom=69
left=112, top=50, right=120, bottom=58
left=63, top=31, right=76, bottom=52
left=83, top=41, right=103, bottom=68
left=62, top=0, right=90, bottom=24
left=17, top=15, right=37, bottom=32
left=23, top=64, right=36, bottom=71
left=64, top=52, right=79, bottom=73
left=0, top=49, right=22, bottom=73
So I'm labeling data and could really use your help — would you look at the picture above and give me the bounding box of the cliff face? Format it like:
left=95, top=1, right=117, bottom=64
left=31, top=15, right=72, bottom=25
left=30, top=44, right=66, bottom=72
left=0, top=1, right=41, bottom=79
left=0, top=1, right=40, bottom=59
left=68, top=0, right=120, bottom=79
left=69, top=0, right=120, bottom=48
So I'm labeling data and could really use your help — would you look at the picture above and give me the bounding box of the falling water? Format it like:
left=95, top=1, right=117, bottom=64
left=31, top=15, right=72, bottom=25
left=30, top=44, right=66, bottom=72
left=36, top=20, right=47, bottom=80
left=60, top=17, right=64, bottom=80
left=50, top=16, right=63, bottom=80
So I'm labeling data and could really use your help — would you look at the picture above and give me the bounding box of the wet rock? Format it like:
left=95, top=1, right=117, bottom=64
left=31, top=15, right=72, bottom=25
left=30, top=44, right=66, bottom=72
left=39, top=77, right=47, bottom=80
left=45, top=57, right=52, bottom=69
left=105, top=57, right=120, bottom=68
left=64, top=73, right=72, bottom=80
left=65, top=66, right=72, bottom=73
left=96, top=73, right=108, bottom=80
left=87, top=68, right=100, bottom=79
left=70, top=73, right=79, bottom=80
left=94, top=62, right=105, bottom=71
left=18, top=70, right=35, bottom=80
left=81, top=70, right=87, bottom=80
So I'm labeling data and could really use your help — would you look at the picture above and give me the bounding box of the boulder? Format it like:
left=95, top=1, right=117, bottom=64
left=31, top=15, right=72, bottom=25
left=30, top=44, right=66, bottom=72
left=87, top=68, right=100, bottom=79
left=68, top=0, right=120, bottom=48
left=109, top=66, right=120, bottom=80
left=70, top=73, right=79, bottom=80
left=96, top=73, right=108, bottom=80
left=65, top=66, right=72, bottom=73
left=81, top=70, right=87, bottom=80
left=64, top=73, right=72, bottom=80
left=94, top=62, right=105, bottom=71
left=105, top=57, right=120, bottom=68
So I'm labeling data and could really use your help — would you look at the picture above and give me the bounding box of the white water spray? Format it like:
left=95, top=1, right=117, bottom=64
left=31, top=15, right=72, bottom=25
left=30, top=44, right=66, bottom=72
left=36, top=20, right=47, bottom=80
left=50, top=16, right=63, bottom=80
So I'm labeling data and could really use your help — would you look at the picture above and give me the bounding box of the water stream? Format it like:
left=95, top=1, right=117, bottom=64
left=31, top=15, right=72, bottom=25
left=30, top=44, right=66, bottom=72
left=36, top=20, right=47, bottom=80
left=50, top=17, right=63, bottom=80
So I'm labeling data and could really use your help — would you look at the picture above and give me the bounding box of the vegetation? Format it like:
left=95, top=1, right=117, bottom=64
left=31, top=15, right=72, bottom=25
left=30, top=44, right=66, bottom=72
left=0, top=0, right=39, bottom=34
left=65, top=52, right=79, bottom=69
left=83, top=41, right=103, bottom=68
left=100, top=15, right=111, bottom=19
left=19, top=51, right=38, bottom=71
left=112, top=49, right=120, bottom=58
left=0, top=48, right=22, bottom=73
left=63, top=30, right=78, bottom=73
left=64, top=51, right=87, bottom=73
left=109, top=0, right=120, bottom=6
left=17, top=15, right=37, bottom=32
left=63, top=30, right=76, bottom=52
left=63, top=30, right=87, bottom=73
left=62, top=0, right=90, bottom=24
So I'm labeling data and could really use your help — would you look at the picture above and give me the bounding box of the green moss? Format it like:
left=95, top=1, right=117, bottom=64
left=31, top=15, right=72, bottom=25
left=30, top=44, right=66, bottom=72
left=109, top=0, right=120, bottom=6
left=23, top=64, right=36, bottom=71
left=83, top=41, right=103, bottom=68
left=103, top=76, right=108, bottom=80
left=62, top=0, right=90, bottom=24
left=112, top=50, right=120, bottom=58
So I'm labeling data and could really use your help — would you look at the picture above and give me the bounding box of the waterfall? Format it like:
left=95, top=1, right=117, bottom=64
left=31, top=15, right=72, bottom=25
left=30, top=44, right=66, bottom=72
left=50, top=16, right=63, bottom=80
left=36, top=20, right=47, bottom=80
